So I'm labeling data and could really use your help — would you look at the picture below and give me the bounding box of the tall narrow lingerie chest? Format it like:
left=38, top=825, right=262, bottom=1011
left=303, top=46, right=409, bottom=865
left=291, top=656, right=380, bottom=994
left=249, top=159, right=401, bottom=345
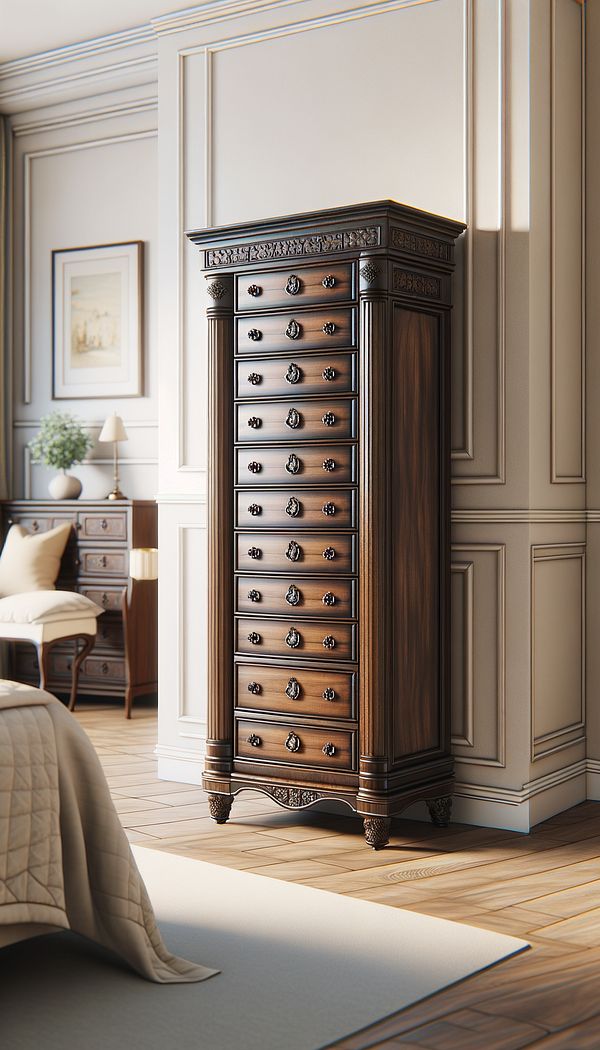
left=188, top=201, right=465, bottom=848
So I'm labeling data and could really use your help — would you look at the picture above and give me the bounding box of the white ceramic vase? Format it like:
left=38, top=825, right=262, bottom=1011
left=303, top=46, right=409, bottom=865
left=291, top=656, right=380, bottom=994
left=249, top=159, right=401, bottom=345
left=48, top=471, right=82, bottom=500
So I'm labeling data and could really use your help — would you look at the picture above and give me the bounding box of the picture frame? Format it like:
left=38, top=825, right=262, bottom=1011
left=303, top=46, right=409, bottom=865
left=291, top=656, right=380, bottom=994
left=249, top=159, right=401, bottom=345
left=52, top=241, right=143, bottom=400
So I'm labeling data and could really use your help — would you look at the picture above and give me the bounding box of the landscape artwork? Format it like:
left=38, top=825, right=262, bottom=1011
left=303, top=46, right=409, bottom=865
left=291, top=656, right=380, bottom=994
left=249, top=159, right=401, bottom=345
left=70, top=271, right=122, bottom=369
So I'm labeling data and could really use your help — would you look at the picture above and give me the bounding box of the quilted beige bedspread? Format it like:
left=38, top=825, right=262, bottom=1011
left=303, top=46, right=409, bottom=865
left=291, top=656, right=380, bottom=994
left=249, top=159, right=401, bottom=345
left=0, top=680, right=218, bottom=983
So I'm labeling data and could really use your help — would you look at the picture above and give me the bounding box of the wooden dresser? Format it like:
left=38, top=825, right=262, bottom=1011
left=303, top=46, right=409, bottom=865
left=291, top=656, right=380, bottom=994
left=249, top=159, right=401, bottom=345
left=188, top=201, right=465, bottom=848
left=0, top=499, right=157, bottom=715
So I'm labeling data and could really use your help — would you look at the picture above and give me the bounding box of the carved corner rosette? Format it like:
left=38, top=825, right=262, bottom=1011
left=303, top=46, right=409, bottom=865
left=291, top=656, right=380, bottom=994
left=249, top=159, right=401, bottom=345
left=359, top=256, right=387, bottom=295
left=205, top=273, right=234, bottom=313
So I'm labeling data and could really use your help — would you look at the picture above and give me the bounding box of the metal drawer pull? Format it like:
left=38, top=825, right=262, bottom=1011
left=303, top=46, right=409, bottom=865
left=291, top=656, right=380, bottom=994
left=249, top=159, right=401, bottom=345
left=322, top=367, right=336, bottom=381
left=248, top=632, right=261, bottom=645
left=100, top=519, right=108, bottom=529
left=248, top=461, right=262, bottom=473
left=248, top=504, right=262, bottom=516
left=322, top=635, right=336, bottom=650
left=247, top=416, right=262, bottom=429
left=285, top=732, right=301, bottom=753
left=322, top=742, right=336, bottom=757
left=247, top=589, right=261, bottom=602
left=247, top=547, right=262, bottom=559
left=247, top=372, right=261, bottom=385
left=101, top=593, right=110, bottom=606
left=322, top=547, right=336, bottom=561
left=286, top=497, right=301, bottom=518
left=322, top=322, right=336, bottom=336
left=322, top=412, right=336, bottom=427
left=285, top=274, right=301, bottom=295
left=286, top=627, right=301, bottom=649
left=322, top=591, right=336, bottom=606
left=247, top=733, right=261, bottom=747
left=248, top=328, right=262, bottom=341
left=286, top=540, right=301, bottom=562
left=285, top=677, right=301, bottom=700
left=101, top=662, right=110, bottom=675
left=100, top=555, right=108, bottom=567
left=286, top=319, right=301, bottom=340
left=322, top=458, right=336, bottom=472
left=31, top=520, right=40, bottom=532
left=247, top=681, right=261, bottom=694
left=285, top=454, right=301, bottom=475
left=285, top=408, right=302, bottom=430
left=248, top=284, right=262, bottom=297
left=322, top=687, right=336, bottom=701
left=285, top=362, right=302, bottom=384
left=322, top=275, right=336, bottom=288
left=322, top=502, right=335, bottom=516
left=285, top=584, right=301, bottom=606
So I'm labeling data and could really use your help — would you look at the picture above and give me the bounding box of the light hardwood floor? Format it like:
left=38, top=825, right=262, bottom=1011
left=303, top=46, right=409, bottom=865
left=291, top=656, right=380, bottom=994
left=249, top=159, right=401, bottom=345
left=80, top=702, right=600, bottom=1049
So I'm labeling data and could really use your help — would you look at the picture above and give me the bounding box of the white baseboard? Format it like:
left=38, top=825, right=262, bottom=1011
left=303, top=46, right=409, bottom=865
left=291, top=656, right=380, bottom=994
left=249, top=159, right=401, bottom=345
left=155, top=743, right=204, bottom=785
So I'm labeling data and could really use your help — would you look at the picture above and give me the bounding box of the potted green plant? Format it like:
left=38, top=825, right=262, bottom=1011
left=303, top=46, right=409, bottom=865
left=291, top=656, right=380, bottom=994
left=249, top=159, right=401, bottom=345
left=29, top=411, right=92, bottom=499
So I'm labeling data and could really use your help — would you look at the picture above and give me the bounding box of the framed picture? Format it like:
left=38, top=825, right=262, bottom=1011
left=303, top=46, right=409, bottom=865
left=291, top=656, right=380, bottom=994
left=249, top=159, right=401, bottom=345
left=52, top=241, right=143, bottom=399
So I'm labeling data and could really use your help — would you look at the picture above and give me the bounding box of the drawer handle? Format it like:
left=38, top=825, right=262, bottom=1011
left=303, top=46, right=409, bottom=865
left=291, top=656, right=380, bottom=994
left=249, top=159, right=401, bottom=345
left=285, top=407, right=302, bottom=430
left=322, top=322, right=336, bottom=336
left=247, top=589, right=261, bottom=602
left=31, top=520, right=40, bottom=532
left=286, top=540, right=302, bottom=562
left=285, top=274, right=301, bottom=296
left=247, top=372, right=262, bottom=385
left=322, top=458, right=336, bottom=472
left=101, top=662, right=110, bottom=675
left=286, top=319, right=301, bottom=340
left=248, top=504, right=262, bottom=516
left=285, top=584, right=301, bottom=607
left=322, top=635, right=336, bottom=650
left=247, top=681, right=261, bottom=695
left=322, top=687, right=336, bottom=701
left=286, top=627, right=301, bottom=649
left=285, top=362, right=302, bottom=385
left=285, top=454, right=301, bottom=475
left=322, top=547, right=336, bottom=561
left=101, top=593, right=111, bottom=607
left=322, top=367, right=336, bottom=381
left=322, top=412, right=336, bottom=427
left=248, top=461, right=262, bottom=474
left=247, top=416, right=262, bottom=429
left=247, top=547, right=262, bottom=560
left=322, top=275, right=336, bottom=289
left=100, top=555, right=108, bottom=567
left=322, top=502, right=336, bottom=516
left=248, top=632, right=261, bottom=645
left=285, top=731, right=301, bottom=753
left=248, top=328, right=262, bottom=341
left=322, top=742, right=336, bottom=757
left=285, top=497, right=301, bottom=518
left=248, top=284, right=262, bottom=297
left=322, top=591, right=336, bottom=607
left=101, top=519, right=108, bottom=529
left=285, top=677, right=301, bottom=700
left=247, top=733, right=262, bottom=747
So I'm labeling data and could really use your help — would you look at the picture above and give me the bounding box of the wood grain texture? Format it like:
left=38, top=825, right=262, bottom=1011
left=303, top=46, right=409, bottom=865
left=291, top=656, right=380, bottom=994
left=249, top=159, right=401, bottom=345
left=236, top=261, right=355, bottom=312
left=236, top=351, right=357, bottom=400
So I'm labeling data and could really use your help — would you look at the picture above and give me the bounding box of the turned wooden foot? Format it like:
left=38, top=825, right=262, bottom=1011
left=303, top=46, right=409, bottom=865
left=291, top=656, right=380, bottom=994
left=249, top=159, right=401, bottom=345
left=427, top=795, right=452, bottom=828
left=363, top=816, right=391, bottom=850
left=208, top=793, right=233, bottom=824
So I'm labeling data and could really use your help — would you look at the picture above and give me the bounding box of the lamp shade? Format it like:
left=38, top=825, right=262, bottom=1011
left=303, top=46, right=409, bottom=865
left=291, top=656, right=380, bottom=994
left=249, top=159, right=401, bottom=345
left=130, top=547, right=158, bottom=580
left=99, top=413, right=128, bottom=443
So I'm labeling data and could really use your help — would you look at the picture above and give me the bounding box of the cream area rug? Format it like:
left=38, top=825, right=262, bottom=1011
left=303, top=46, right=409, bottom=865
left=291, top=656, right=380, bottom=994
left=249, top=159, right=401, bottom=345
left=0, top=846, right=527, bottom=1050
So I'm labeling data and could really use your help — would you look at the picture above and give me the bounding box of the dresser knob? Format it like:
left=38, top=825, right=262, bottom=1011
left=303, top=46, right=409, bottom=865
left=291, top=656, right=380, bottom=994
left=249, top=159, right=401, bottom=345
left=322, top=458, right=336, bottom=472
left=247, top=589, right=261, bottom=602
left=248, top=504, right=262, bottom=516
left=286, top=540, right=301, bottom=562
left=247, top=681, right=261, bottom=694
left=322, top=547, right=336, bottom=561
left=247, top=632, right=261, bottom=645
left=285, top=677, right=301, bottom=700
left=247, top=416, right=262, bottom=429
left=247, top=733, right=262, bottom=747
left=286, top=319, right=301, bottom=340
left=322, top=367, right=336, bottom=382
left=286, top=627, right=301, bottom=649
left=100, top=555, right=108, bottom=567
left=322, top=635, right=336, bottom=650
left=321, top=412, right=336, bottom=427
left=247, top=547, right=262, bottom=559
left=31, top=520, right=40, bottom=532
left=248, top=284, right=262, bottom=297
left=285, top=274, right=301, bottom=296
left=248, top=461, right=262, bottom=473
left=285, top=584, right=301, bottom=606
left=322, top=687, right=336, bottom=701
left=322, top=742, right=336, bottom=757
left=285, top=454, right=301, bottom=475
left=285, top=407, right=302, bottom=430
left=248, top=328, right=262, bottom=341
left=322, top=591, right=336, bottom=606
left=286, top=497, right=301, bottom=518
left=100, top=518, right=108, bottom=529
left=101, top=593, right=110, bottom=606
left=322, top=502, right=335, bottom=516
left=247, top=372, right=262, bottom=385
left=285, top=731, right=301, bottom=753
left=285, top=362, right=302, bottom=384
left=322, top=322, right=336, bottom=336
left=101, top=662, right=109, bottom=675
left=322, top=274, right=336, bottom=289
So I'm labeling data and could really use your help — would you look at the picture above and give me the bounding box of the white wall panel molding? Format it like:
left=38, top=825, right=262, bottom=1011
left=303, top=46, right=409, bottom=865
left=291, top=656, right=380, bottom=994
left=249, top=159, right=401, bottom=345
left=455, top=758, right=587, bottom=806
left=0, top=56, right=158, bottom=113
left=175, top=522, right=208, bottom=737
left=0, top=27, right=155, bottom=82
left=12, top=97, right=158, bottom=138
left=452, top=0, right=473, bottom=462
left=13, top=418, right=158, bottom=429
left=450, top=561, right=474, bottom=748
left=156, top=493, right=207, bottom=504
left=452, top=508, right=588, bottom=524
left=155, top=743, right=204, bottom=785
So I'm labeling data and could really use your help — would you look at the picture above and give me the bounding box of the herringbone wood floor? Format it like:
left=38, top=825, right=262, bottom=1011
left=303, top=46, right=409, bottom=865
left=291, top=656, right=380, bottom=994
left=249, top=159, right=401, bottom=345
left=78, top=701, right=600, bottom=1049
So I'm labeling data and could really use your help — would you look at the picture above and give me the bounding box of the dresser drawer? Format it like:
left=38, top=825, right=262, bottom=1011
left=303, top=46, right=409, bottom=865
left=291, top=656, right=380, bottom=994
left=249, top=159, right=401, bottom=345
left=7, top=514, right=76, bottom=534
left=237, top=532, right=356, bottom=574
left=81, top=655, right=126, bottom=684
left=236, top=719, right=355, bottom=771
left=237, top=307, right=356, bottom=355
left=95, top=617, right=124, bottom=651
left=236, top=489, right=356, bottom=530
left=79, top=549, right=128, bottom=577
left=236, top=444, right=356, bottom=486
left=236, top=576, right=356, bottom=619
left=236, top=263, right=355, bottom=312
left=79, top=585, right=124, bottom=612
left=237, top=398, right=356, bottom=443
left=78, top=511, right=127, bottom=540
left=236, top=664, right=356, bottom=719
left=236, top=352, right=357, bottom=400
left=236, top=617, right=356, bottom=662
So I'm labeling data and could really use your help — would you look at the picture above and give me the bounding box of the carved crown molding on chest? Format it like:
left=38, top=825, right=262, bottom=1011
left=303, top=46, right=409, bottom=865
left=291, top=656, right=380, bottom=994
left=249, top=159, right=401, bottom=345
left=391, top=226, right=451, bottom=262
left=392, top=267, right=441, bottom=299
left=205, top=225, right=381, bottom=268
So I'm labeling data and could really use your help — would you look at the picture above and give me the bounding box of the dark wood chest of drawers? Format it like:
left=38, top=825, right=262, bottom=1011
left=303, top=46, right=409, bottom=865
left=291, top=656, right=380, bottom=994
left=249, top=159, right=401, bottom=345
left=188, top=200, right=465, bottom=847
left=0, top=499, right=157, bottom=713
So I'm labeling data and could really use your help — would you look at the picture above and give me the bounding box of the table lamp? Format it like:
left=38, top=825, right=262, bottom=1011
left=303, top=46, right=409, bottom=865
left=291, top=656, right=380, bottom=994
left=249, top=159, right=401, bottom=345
left=98, top=412, right=128, bottom=500
left=122, top=547, right=159, bottom=718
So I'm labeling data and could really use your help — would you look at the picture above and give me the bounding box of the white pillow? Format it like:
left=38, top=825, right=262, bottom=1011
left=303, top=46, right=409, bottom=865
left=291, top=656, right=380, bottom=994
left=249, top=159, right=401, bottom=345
left=0, top=590, right=104, bottom=625
left=0, top=523, right=72, bottom=596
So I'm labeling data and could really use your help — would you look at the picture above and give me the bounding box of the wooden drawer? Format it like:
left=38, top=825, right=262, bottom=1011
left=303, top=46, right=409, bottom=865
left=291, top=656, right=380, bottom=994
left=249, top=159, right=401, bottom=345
left=95, top=617, right=124, bottom=651
left=236, top=576, right=356, bottom=619
left=236, top=444, right=357, bottom=486
left=77, top=511, right=127, bottom=540
left=7, top=514, right=76, bottom=534
left=237, top=307, right=356, bottom=355
left=236, top=532, right=356, bottom=574
left=81, top=655, right=126, bottom=684
left=237, top=398, right=356, bottom=443
left=236, top=617, right=356, bottom=661
left=236, top=352, right=357, bottom=400
left=79, top=585, right=124, bottom=612
left=79, top=549, right=128, bottom=577
left=236, top=489, right=356, bottom=530
left=236, top=663, right=356, bottom=719
left=236, top=263, right=355, bottom=312
left=236, top=719, right=355, bottom=770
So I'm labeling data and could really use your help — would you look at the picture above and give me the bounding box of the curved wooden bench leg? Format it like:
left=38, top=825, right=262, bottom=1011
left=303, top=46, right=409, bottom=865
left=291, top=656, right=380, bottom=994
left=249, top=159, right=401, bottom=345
left=35, top=642, right=49, bottom=691
left=68, top=635, right=95, bottom=712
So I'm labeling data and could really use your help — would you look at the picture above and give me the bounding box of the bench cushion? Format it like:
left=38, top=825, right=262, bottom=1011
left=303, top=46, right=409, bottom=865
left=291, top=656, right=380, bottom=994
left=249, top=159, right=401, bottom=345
left=0, top=590, right=104, bottom=625
left=0, top=523, right=72, bottom=597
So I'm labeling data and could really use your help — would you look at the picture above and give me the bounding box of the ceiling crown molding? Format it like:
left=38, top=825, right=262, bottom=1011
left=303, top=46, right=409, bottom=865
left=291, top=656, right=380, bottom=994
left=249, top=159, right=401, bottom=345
left=0, top=23, right=155, bottom=82
left=150, top=0, right=311, bottom=36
